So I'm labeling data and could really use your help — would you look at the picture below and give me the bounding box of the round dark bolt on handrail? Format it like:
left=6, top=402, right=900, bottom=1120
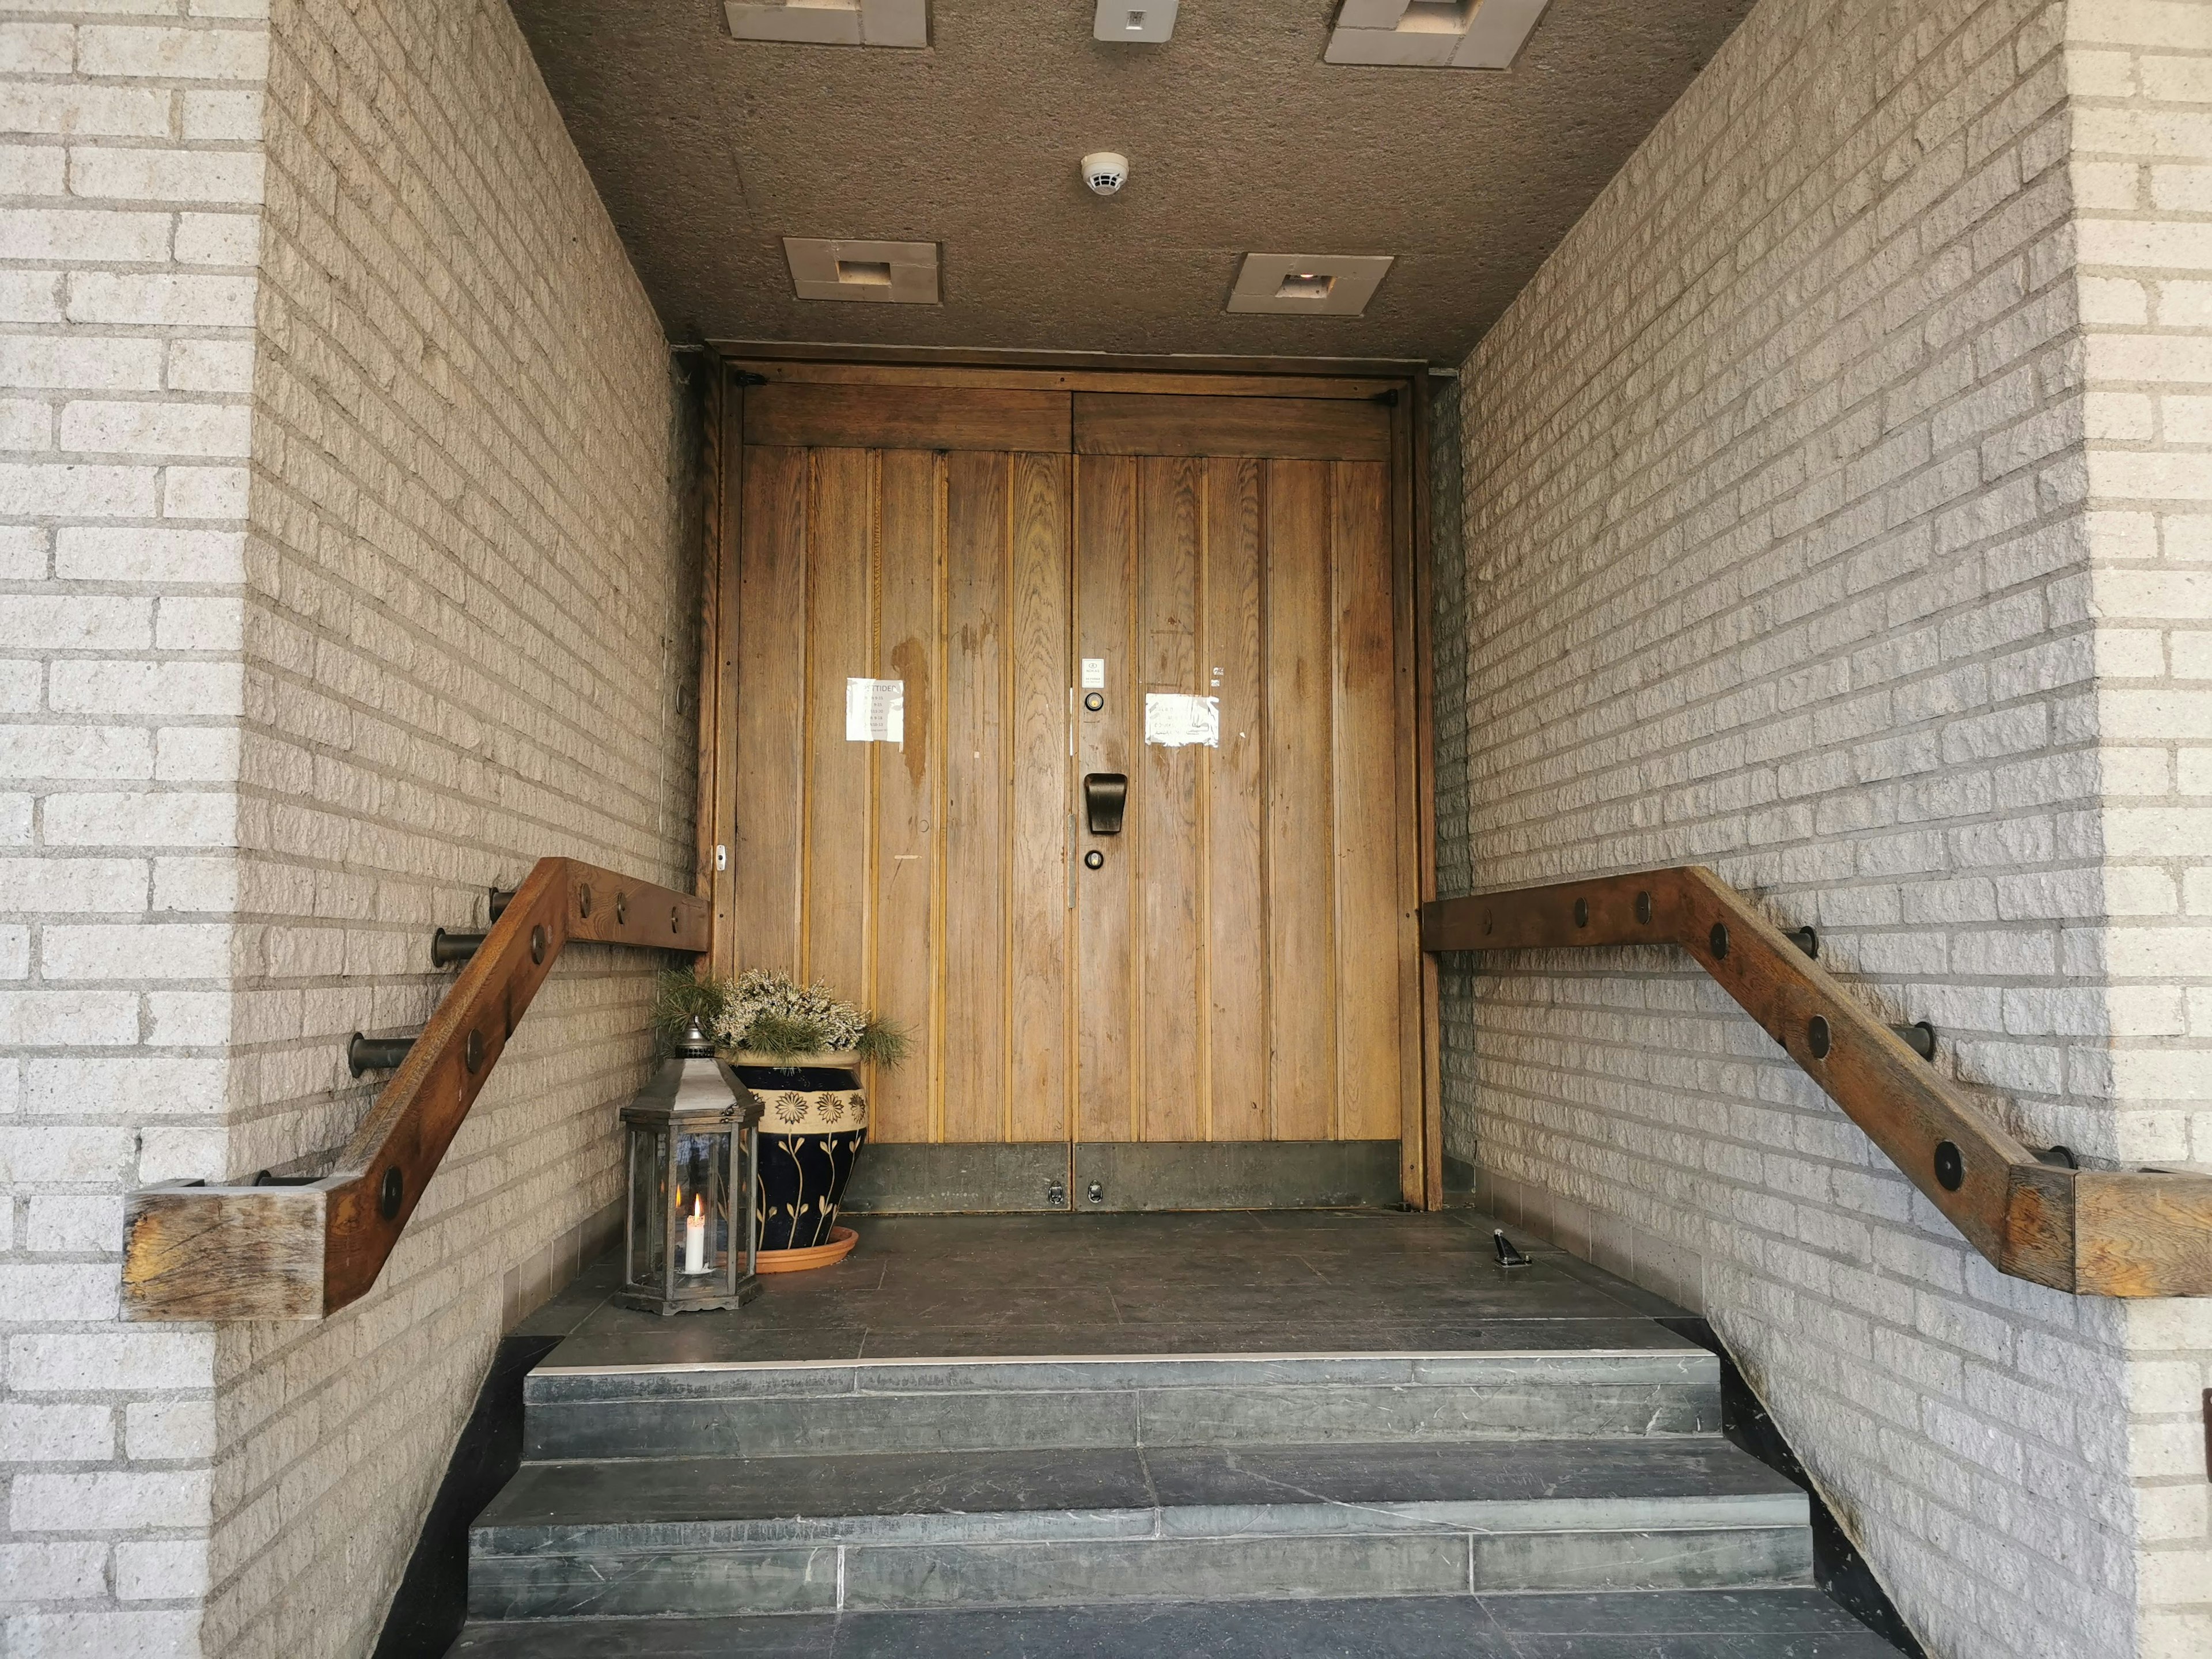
left=531, top=924, right=548, bottom=965
left=1933, top=1140, right=1965, bottom=1192
left=1634, top=891, right=1652, bottom=925
left=347, top=1033, right=416, bottom=1077
left=1890, top=1021, right=1937, bottom=1060
left=1708, top=922, right=1729, bottom=960
left=378, top=1166, right=404, bottom=1221
left=1573, top=898, right=1589, bottom=927
left=464, top=1029, right=486, bottom=1073
left=431, top=928, right=484, bottom=968
left=1785, top=926, right=1819, bottom=959
left=1806, top=1016, right=1831, bottom=1060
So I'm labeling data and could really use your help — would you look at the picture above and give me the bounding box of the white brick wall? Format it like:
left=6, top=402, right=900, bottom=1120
left=2, top=0, right=698, bottom=1653
left=2, top=5, right=265, bottom=1653
left=1442, top=0, right=2209, bottom=1653
left=2066, top=6, right=2212, bottom=1653
left=204, top=0, right=697, bottom=1652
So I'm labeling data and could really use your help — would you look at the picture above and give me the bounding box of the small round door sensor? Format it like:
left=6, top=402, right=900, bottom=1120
left=1084, top=691, right=1105, bottom=712
left=1084, top=850, right=1105, bottom=870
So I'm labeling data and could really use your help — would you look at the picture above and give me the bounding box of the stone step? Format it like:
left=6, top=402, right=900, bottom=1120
left=451, top=1589, right=1905, bottom=1657
left=522, top=1349, right=1721, bottom=1460
left=468, top=1437, right=1810, bottom=1620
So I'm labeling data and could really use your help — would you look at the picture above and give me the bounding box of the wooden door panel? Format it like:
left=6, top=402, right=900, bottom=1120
left=1075, top=455, right=1137, bottom=1144
left=1073, top=393, right=1391, bottom=461
left=1009, top=453, right=1073, bottom=1143
left=1264, top=461, right=1338, bottom=1141
left=747, top=381, right=1072, bottom=452
left=1203, top=458, right=1267, bottom=1142
left=801, top=448, right=873, bottom=1000
left=733, top=416, right=1073, bottom=1149
left=942, top=452, right=1012, bottom=1145
left=870, top=450, right=940, bottom=1146
left=1137, top=456, right=1204, bottom=1145
left=734, top=446, right=808, bottom=973
left=1331, top=461, right=1403, bottom=1142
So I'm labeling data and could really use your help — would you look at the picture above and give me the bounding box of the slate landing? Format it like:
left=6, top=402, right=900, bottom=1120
left=452, top=1588, right=1906, bottom=1657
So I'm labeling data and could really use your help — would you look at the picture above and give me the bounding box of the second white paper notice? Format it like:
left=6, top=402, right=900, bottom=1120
left=845, top=677, right=904, bottom=744
left=1143, top=692, right=1219, bottom=748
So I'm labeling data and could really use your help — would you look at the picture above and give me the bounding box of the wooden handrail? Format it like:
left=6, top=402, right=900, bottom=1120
left=123, top=859, right=709, bottom=1320
left=1423, top=866, right=2212, bottom=1298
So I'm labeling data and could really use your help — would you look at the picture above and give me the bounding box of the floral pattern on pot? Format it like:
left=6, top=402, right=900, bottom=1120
left=752, top=1087, right=868, bottom=1134
left=737, top=1063, right=871, bottom=1253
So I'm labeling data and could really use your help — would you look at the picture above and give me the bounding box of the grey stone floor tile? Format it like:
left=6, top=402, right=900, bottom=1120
left=1503, top=1638, right=1900, bottom=1657
left=1141, top=1440, right=1802, bottom=1510
left=828, top=1596, right=1518, bottom=1656
left=535, top=1206, right=1711, bottom=1373
left=481, top=1447, right=1154, bottom=1533
left=452, top=1613, right=838, bottom=1654
left=450, top=1591, right=1902, bottom=1658
left=1480, top=1589, right=1882, bottom=1634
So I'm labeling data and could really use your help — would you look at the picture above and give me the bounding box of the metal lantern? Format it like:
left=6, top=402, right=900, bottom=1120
left=619, top=1016, right=762, bottom=1315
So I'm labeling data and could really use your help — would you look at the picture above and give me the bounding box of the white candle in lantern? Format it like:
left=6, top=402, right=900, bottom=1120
left=683, top=1192, right=706, bottom=1276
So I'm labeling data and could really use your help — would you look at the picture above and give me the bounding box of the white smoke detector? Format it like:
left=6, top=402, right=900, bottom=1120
left=1082, top=151, right=1130, bottom=195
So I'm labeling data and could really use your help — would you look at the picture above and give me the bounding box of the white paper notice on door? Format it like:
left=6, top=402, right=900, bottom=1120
left=845, top=677, right=904, bottom=745
left=1143, top=692, right=1219, bottom=748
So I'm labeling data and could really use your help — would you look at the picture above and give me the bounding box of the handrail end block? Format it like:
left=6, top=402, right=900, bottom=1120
left=122, top=1180, right=334, bottom=1321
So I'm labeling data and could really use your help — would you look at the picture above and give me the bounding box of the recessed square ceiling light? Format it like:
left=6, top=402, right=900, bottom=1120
left=784, top=237, right=940, bottom=303
left=1325, top=0, right=1552, bottom=69
left=1094, top=0, right=1177, bottom=41
left=726, top=0, right=926, bottom=48
left=1228, top=253, right=1392, bottom=316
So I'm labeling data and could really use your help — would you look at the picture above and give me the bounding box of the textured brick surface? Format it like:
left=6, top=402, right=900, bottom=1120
left=2067, top=7, right=2212, bottom=1653
left=1, top=6, right=268, bottom=1654
left=0, top=0, right=698, bottom=1654
left=1442, top=1, right=2208, bottom=1654
left=204, top=0, right=698, bottom=1652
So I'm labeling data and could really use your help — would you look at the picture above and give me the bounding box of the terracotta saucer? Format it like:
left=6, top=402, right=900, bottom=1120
left=755, top=1225, right=859, bottom=1274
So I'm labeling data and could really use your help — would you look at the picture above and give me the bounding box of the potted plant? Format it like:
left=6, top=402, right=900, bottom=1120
left=650, top=969, right=906, bottom=1271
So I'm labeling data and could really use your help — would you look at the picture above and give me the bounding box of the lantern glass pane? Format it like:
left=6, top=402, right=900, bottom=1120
left=629, top=1126, right=669, bottom=1290
left=676, top=1130, right=732, bottom=1280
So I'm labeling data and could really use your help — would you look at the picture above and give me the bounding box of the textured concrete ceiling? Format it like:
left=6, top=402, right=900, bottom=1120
left=507, top=0, right=1755, bottom=364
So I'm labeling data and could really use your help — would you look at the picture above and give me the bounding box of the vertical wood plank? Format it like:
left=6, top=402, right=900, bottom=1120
left=1332, top=460, right=1403, bottom=1143
left=1075, top=455, right=1136, bottom=1144
left=872, top=449, right=939, bottom=1145
left=1009, top=452, right=1071, bottom=1143
left=703, top=366, right=741, bottom=976
left=1203, top=457, right=1267, bottom=1143
left=803, top=448, right=873, bottom=999
left=734, top=445, right=808, bottom=973
left=1138, top=456, right=1203, bottom=1144
left=1265, top=461, right=1336, bottom=1141
left=942, top=451, right=1010, bottom=1143
left=1402, top=389, right=1441, bottom=1208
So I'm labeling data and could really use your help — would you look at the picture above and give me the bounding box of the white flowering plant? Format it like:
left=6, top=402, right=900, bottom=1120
left=652, top=968, right=908, bottom=1068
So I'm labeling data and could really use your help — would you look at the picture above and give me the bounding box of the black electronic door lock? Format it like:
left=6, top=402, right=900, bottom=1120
left=1083, top=772, right=1128, bottom=835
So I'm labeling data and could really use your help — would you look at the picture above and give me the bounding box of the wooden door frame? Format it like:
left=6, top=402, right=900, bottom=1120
left=692, top=347, right=1444, bottom=1210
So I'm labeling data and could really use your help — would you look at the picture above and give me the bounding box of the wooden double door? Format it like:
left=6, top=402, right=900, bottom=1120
left=705, top=367, right=1427, bottom=1199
